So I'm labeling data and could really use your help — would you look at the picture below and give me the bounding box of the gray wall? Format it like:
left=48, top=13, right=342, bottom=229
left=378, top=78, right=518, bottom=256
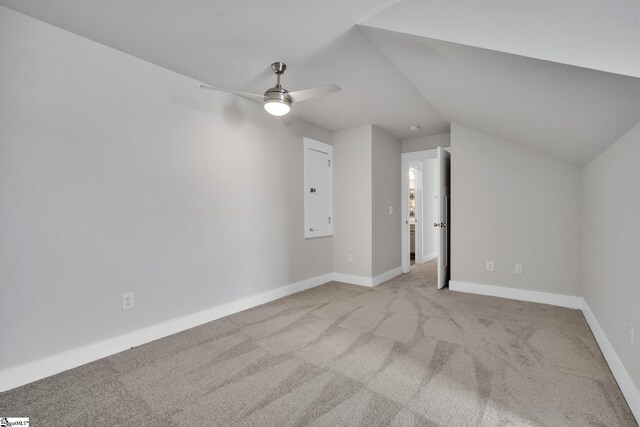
left=450, top=124, right=582, bottom=296
left=582, top=120, right=640, bottom=393
left=0, top=8, right=332, bottom=369
left=332, top=125, right=402, bottom=279
left=332, top=125, right=373, bottom=277
left=371, top=126, right=401, bottom=276
left=402, top=132, right=450, bottom=153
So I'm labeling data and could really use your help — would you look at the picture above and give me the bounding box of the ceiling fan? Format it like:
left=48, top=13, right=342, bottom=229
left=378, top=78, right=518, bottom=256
left=200, top=62, right=341, bottom=119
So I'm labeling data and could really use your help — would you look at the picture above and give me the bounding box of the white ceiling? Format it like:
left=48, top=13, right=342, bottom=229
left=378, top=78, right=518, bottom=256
left=360, top=26, right=640, bottom=166
left=276, top=27, right=448, bottom=138
left=2, top=0, right=640, bottom=163
left=0, top=0, right=448, bottom=140
left=362, top=0, right=640, bottom=80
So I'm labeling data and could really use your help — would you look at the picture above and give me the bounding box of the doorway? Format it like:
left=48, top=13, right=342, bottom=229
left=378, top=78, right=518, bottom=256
left=408, top=163, right=422, bottom=266
left=401, top=148, right=451, bottom=288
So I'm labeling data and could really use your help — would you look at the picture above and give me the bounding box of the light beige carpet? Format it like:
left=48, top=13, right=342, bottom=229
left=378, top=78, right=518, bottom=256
left=1, top=260, right=637, bottom=426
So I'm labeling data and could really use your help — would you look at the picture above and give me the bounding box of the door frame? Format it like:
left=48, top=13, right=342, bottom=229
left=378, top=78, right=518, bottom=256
left=303, top=138, right=333, bottom=239
left=401, top=149, right=438, bottom=273
left=409, top=162, right=424, bottom=266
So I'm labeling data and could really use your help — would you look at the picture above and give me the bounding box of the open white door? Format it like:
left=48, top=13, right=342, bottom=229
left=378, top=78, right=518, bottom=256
left=436, top=147, right=451, bottom=289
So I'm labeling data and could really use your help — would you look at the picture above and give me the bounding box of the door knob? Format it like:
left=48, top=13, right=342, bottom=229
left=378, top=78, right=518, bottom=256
left=310, top=188, right=317, bottom=193
left=433, top=223, right=439, bottom=227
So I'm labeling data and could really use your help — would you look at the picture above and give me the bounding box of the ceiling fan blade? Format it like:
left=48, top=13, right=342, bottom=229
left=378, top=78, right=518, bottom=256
left=287, top=83, right=341, bottom=103
left=200, top=85, right=264, bottom=100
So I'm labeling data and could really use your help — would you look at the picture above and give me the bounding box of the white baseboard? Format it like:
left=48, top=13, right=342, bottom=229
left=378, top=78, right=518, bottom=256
left=333, top=266, right=403, bottom=288
left=449, top=279, right=639, bottom=422
left=581, top=300, right=640, bottom=421
left=6, top=273, right=637, bottom=423
left=421, top=252, right=437, bottom=264
left=332, top=272, right=374, bottom=287
left=372, top=266, right=403, bottom=286
left=449, top=280, right=583, bottom=309
left=0, top=272, right=333, bottom=392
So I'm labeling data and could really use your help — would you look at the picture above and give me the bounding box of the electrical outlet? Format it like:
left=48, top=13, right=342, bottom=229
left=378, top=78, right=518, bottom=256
left=629, top=323, right=634, bottom=350
left=515, top=264, right=523, bottom=274
left=122, top=292, right=134, bottom=310
left=486, top=261, right=494, bottom=272
left=347, top=254, right=353, bottom=263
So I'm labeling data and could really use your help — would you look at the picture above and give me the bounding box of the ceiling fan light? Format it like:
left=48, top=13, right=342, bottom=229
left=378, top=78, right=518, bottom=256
left=264, top=99, right=291, bottom=116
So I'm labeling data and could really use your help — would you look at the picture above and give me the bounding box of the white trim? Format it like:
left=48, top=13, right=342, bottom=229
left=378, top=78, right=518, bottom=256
left=304, top=138, right=333, bottom=239
left=0, top=272, right=333, bottom=392
left=449, top=280, right=640, bottom=422
left=411, top=163, right=424, bottom=266
left=4, top=274, right=638, bottom=422
left=333, top=266, right=403, bottom=288
left=332, top=272, right=373, bottom=287
left=449, top=280, right=583, bottom=309
left=421, top=252, right=437, bottom=263
left=581, top=300, right=640, bottom=421
left=402, top=149, right=438, bottom=161
left=401, top=158, right=409, bottom=273
left=372, top=266, right=403, bottom=286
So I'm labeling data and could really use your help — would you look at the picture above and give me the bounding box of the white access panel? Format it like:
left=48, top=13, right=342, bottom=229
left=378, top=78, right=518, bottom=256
left=308, top=149, right=330, bottom=230
left=304, top=138, right=333, bottom=238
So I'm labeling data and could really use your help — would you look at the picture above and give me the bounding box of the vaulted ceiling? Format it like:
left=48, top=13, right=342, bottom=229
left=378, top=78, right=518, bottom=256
left=360, top=26, right=640, bottom=166
left=2, top=0, right=640, bottom=165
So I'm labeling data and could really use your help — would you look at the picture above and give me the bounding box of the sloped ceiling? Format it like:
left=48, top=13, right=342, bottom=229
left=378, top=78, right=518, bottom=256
left=2, top=0, right=640, bottom=164
left=0, top=0, right=448, bottom=140
left=362, top=0, right=640, bottom=80
left=360, top=26, right=640, bottom=166
left=271, top=27, right=448, bottom=139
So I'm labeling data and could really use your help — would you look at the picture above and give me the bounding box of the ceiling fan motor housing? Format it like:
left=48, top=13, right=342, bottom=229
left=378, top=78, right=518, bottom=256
left=264, top=87, right=292, bottom=106
left=263, top=84, right=292, bottom=116
left=263, top=61, right=292, bottom=112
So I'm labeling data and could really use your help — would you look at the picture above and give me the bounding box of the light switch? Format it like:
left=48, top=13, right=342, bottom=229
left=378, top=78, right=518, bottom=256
left=388, top=206, right=393, bottom=215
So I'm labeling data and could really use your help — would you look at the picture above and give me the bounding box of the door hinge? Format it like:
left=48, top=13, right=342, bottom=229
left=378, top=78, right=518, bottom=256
left=328, top=216, right=332, bottom=224
left=328, top=159, right=331, bottom=167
